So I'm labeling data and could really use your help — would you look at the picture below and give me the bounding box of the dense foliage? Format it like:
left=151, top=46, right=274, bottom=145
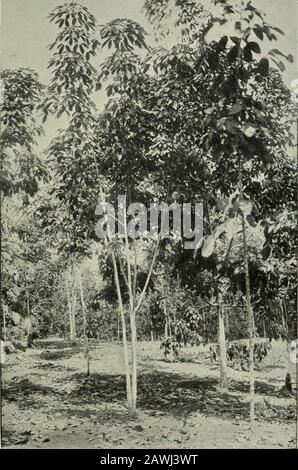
left=1, top=0, right=296, bottom=420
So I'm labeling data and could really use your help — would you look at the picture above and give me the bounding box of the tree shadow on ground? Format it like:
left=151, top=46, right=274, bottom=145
left=38, top=346, right=84, bottom=361
left=66, top=369, right=297, bottom=424
left=262, top=364, right=285, bottom=371
left=230, top=379, right=294, bottom=399
left=4, top=338, right=295, bottom=427
left=36, top=338, right=105, bottom=351
left=1, top=429, right=31, bottom=447
left=2, top=377, right=59, bottom=403
left=3, top=370, right=295, bottom=426
left=35, top=339, right=74, bottom=350
left=31, top=362, right=76, bottom=372
left=67, top=371, right=249, bottom=421
left=54, top=405, right=137, bottom=425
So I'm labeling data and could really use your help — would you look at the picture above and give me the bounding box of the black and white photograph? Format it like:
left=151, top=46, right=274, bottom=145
left=0, top=0, right=297, bottom=451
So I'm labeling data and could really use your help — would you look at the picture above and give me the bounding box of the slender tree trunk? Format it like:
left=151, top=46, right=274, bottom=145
left=206, top=201, right=228, bottom=388
left=127, top=239, right=159, bottom=415
left=218, top=292, right=228, bottom=391
left=3, top=304, right=7, bottom=342
left=285, top=343, right=293, bottom=393
left=26, top=293, right=33, bottom=348
left=65, top=278, right=73, bottom=341
left=106, top=201, right=158, bottom=416
left=65, top=276, right=75, bottom=341
left=71, top=285, right=77, bottom=340
left=129, top=240, right=138, bottom=417
left=110, top=252, right=133, bottom=412
left=103, top=205, right=140, bottom=415
left=225, top=309, right=230, bottom=339
left=168, top=313, right=174, bottom=363
left=122, top=206, right=138, bottom=417
left=64, top=302, right=68, bottom=340
left=164, top=312, right=168, bottom=359
left=163, top=300, right=173, bottom=363
left=281, top=299, right=293, bottom=392
left=239, top=162, right=255, bottom=431
left=130, top=308, right=137, bottom=417
left=67, top=267, right=77, bottom=342
left=78, top=269, right=90, bottom=376
left=117, top=312, right=120, bottom=344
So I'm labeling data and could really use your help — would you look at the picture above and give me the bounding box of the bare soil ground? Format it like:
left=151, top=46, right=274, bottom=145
left=1, top=338, right=297, bottom=449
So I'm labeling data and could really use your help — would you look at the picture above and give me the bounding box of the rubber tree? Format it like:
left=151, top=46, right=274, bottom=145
left=1, top=68, right=47, bottom=340
left=198, top=0, right=294, bottom=429
left=40, top=2, right=101, bottom=349
left=143, top=1, right=294, bottom=411
left=43, top=3, right=161, bottom=416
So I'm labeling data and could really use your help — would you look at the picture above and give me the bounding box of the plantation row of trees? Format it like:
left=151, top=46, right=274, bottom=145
left=1, top=0, right=296, bottom=427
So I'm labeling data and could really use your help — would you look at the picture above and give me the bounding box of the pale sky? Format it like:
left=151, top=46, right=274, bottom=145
left=1, top=0, right=297, bottom=145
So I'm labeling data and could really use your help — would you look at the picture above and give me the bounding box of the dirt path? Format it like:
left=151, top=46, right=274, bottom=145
left=1, top=339, right=296, bottom=449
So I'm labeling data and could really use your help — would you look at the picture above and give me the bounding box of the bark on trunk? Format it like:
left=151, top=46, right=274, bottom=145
left=168, top=311, right=174, bottom=363
left=71, top=287, right=77, bottom=340
left=218, top=293, right=228, bottom=391
left=117, top=313, right=120, bottom=344
left=78, top=269, right=90, bottom=376
left=130, top=308, right=137, bottom=417
left=3, top=304, right=7, bottom=342
left=26, top=293, right=33, bottom=348
left=164, top=313, right=168, bottom=359
left=65, top=277, right=74, bottom=341
left=110, top=252, right=133, bottom=412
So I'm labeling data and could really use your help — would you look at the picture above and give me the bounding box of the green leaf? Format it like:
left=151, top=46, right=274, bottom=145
left=227, top=45, right=239, bottom=63
left=243, top=46, right=253, bottom=63
left=261, top=245, right=271, bottom=260
left=216, top=36, right=228, bottom=51
left=257, top=58, right=269, bottom=77
left=268, top=48, right=283, bottom=56
left=246, top=214, right=257, bottom=227
left=253, top=26, right=263, bottom=41
left=230, top=36, right=241, bottom=45
left=278, top=61, right=285, bottom=72
left=271, top=26, right=285, bottom=36
left=247, top=41, right=261, bottom=53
